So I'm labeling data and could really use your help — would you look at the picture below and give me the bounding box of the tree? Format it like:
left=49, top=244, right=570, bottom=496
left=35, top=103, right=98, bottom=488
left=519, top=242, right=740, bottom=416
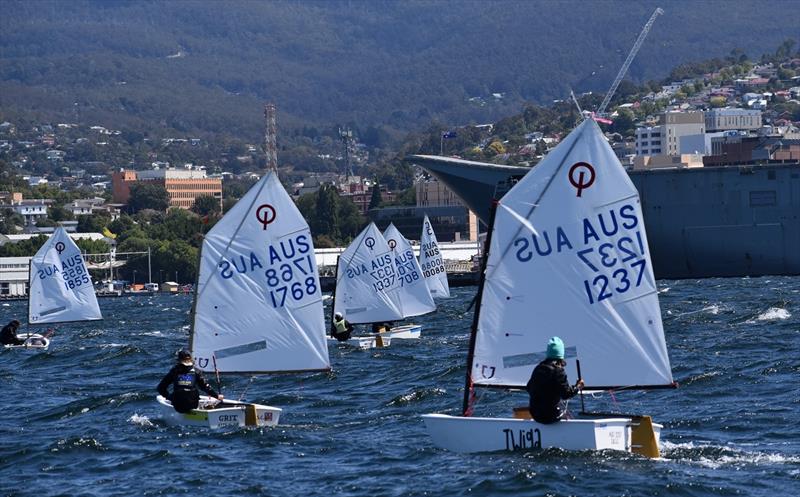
left=128, top=182, right=169, bottom=213
left=314, top=185, right=340, bottom=242
left=48, top=204, right=74, bottom=223
left=369, top=181, right=382, bottom=209
left=191, top=195, right=221, bottom=217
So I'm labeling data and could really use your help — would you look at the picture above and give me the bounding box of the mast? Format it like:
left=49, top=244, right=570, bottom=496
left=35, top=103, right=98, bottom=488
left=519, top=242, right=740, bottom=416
left=461, top=199, right=499, bottom=416
left=329, top=255, right=340, bottom=331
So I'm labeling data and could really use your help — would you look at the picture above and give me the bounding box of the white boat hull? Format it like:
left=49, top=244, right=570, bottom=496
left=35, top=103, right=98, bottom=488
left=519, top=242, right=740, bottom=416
left=381, top=324, right=421, bottom=339
left=156, top=395, right=281, bottom=429
left=328, top=335, right=393, bottom=349
left=422, top=413, right=662, bottom=454
left=3, top=333, right=50, bottom=351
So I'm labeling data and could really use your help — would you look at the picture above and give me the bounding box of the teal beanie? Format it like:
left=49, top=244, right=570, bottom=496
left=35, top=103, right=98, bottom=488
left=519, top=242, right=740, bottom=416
left=546, top=336, right=565, bottom=359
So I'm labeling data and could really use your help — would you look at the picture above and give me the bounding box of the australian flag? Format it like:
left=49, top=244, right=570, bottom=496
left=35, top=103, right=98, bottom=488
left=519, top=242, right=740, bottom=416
left=442, top=131, right=457, bottom=139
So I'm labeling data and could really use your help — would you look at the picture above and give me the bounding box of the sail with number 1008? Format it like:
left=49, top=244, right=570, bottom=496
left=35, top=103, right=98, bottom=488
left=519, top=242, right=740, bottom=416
left=157, top=171, right=330, bottom=429
left=423, top=118, right=676, bottom=456
left=419, top=214, right=450, bottom=298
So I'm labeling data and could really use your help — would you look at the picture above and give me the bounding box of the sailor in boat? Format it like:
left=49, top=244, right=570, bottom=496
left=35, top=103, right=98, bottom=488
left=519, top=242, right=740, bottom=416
left=157, top=349, right=224, bottom=413
left=526, top=336, right=584, bottom=424
left=331, top=312, right=354, bottom=342
left=1, top=320, right=24, bottom=346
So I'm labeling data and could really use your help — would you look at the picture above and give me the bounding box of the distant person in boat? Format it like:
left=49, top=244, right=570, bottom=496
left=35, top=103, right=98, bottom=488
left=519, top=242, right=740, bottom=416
left=331, top=312, right=353, bottom=341
left=157, top=349, right=223, bottom=413
left=526, top=336, right=584, bottom=424
left=1, top=319, right=24, bottom=346
left=371, top=322, right=393, bottom=333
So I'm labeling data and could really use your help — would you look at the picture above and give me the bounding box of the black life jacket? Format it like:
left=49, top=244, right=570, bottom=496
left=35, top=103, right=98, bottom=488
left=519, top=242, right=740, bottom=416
left=171, top=367, right=200, bottom=413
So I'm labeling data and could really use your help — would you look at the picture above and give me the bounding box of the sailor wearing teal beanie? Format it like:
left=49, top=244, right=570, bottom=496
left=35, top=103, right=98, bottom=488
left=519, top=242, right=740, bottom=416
left=526, top=336, right=584, bottom=423
left=546, top=336, right=565, bottom=360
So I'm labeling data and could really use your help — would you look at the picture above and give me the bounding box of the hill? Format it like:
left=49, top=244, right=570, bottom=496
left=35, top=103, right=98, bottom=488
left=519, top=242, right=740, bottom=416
left=1, top=0, right=799, bottom=144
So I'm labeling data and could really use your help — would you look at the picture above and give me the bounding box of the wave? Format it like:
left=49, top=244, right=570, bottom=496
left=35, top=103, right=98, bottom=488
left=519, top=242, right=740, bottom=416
left=754, top=307, right=791, bottom=321
left=386, top=387, right=447, bottom=406
left=128, top=413, right=154, bottom=426
left=661, top=441, right=800, bottom=468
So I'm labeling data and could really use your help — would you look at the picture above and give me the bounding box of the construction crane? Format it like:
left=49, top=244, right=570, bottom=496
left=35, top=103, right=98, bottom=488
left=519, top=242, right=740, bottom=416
left=597, top=7, right=664, bottom=116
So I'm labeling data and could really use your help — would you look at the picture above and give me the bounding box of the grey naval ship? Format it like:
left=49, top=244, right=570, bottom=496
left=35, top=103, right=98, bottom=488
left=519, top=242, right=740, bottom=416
left=406, top=154, right=800, bottom=279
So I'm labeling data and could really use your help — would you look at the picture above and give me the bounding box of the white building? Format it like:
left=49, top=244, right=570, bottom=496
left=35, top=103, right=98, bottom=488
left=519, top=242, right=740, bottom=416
left=7, top=200, right=51, bottom=226
left=705, top=108, right=762, bottom=132
left=0, top=256, right=31, bottom=297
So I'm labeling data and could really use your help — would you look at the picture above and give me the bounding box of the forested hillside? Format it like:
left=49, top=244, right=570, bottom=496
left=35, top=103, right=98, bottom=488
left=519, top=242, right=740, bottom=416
left=1, top=0, right=798, bottom=144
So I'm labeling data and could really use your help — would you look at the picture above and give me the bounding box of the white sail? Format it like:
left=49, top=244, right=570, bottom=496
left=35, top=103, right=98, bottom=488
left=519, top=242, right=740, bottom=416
left=419, top=214, right=450, bottom=298
left=28, top=227, right=102, bottom=324
left=383, top=223, right=436, bottom=317
left=191, top=171, right=330, bottom=373
left=333, top=222, right=403, bottom=324
left=472, top=119, right=673, bottom=389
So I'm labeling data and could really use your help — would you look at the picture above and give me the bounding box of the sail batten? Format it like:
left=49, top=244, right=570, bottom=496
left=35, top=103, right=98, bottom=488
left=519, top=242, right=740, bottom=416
left=28, top=227, right=102, bottom=324
left=333, top=222, right=403, bottom=324
left=471, top=120, right=673, bottom=390
left=383, top=223, right=435, bottom=317
left=419, top=215, right=450, bottom=298
left=191, top=172, right=330, bottom=374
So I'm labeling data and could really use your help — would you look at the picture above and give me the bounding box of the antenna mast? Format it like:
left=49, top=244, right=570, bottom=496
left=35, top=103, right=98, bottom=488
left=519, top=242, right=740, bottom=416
left=597, top=7, right=664, bottom=116
left=264, top=103, right=278, bottom=172
left=338, top=127, right=354, bottom=180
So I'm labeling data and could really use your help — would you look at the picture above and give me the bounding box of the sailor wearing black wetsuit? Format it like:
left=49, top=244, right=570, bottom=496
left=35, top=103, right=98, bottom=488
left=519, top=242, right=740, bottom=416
left=1, top=320, right=24, bottom=346
left=157, top=349, right=223, bottom=413
left=526, top=336, right=584, bottom=424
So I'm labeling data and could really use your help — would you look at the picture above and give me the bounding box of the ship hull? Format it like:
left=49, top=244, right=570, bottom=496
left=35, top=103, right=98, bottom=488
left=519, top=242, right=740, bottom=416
left=406, top=155, right=800, bottom=278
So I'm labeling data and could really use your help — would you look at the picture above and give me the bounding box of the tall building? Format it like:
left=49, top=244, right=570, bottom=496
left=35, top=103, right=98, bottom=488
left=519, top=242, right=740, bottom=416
left=112, top=168, right=222, bottom=210
left=635, top=111, right=705, bottom=157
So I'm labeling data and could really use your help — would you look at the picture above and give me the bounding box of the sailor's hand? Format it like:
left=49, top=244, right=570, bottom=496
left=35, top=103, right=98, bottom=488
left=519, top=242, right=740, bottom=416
left=576, top=379, right=585, bottom=389
left=217, top=394, right=224, bottom=401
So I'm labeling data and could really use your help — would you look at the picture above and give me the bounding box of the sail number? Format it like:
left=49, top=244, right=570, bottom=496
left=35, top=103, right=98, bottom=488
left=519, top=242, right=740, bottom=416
left=578, top=231, right=648, bottom=305
left=265, top=254, right=319, bottom=308
left=420, top=258, right=445, bottom=278
left=63, top=262, right=90, bottom=290
left=394, top=249, right=421, bottom=286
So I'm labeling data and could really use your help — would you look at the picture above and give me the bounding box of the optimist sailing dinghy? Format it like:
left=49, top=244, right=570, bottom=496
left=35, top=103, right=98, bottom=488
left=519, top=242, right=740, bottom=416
left=419, top=214, right=450, bottom=299
left=380, top=223, right=435, bottom=339
left=12, top=227, right=103, bottom=351
left=156, top=171, right=330, bottom=428
left=3, top=333, right=50, bottom=351
left=423, top=119, right=676, bottom=456
left=330, top=222, right=404, bottom=348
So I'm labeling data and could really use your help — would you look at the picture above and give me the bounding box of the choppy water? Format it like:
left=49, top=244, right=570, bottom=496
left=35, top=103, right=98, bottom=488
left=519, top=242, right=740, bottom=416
left=1, top=277, right=798, bottom=496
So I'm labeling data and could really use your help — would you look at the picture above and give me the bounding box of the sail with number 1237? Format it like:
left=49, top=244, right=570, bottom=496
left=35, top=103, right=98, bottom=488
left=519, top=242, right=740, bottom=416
left=423, top=118, right=676, bottom=456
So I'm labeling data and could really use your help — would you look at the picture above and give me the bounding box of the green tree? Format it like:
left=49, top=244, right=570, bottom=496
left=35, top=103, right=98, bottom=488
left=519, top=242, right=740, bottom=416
left=128, top=183, right=169, bottom=213
left=314, top=185, right=340, bottom=241
left=48, top=204, right=74, bottom=223
left=369, top=181, right=382, bottom=209
left=191, top=195, right=221, bottom=217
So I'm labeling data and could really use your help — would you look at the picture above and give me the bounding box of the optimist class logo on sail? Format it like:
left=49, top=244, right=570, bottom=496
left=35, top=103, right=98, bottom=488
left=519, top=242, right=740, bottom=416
left=216, top=205, right=320, bottom=308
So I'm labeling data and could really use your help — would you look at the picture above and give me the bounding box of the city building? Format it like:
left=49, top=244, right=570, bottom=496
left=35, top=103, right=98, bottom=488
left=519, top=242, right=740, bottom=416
left=635, top=111, right=705, bottom=157
left=4, top=199, right=51, bottom=226
left=0, top=256, right=30, bottom=297
left=705, top=108, right=762, bottom=132
left=112, top=168, right=222, bottom=210
left=368, top=177, right=478, bottom=242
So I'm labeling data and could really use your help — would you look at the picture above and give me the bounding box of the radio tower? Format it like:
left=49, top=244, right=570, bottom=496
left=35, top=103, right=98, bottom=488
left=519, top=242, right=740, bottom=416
left=264, top=103, right=278, bottom=172
left=339, top=126, right=354, bottom=179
